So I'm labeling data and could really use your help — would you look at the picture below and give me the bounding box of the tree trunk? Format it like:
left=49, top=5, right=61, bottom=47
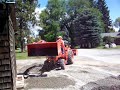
left=19, top=18, right=24, bottom=52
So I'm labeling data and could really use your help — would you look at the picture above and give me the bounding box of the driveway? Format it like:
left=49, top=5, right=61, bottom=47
left=17, top=49, right=120, bottom=90
left=78, top=49, right=120, bottom=64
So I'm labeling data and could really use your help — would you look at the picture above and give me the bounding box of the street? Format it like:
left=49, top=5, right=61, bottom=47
left=17, top=49, right=120, bottom=90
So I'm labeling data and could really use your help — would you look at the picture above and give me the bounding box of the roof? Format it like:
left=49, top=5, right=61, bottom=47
left=101, top=32, right=120, bottom=38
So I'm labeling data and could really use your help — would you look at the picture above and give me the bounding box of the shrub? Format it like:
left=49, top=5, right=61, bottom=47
left=103, top=36, right=115, bottom=44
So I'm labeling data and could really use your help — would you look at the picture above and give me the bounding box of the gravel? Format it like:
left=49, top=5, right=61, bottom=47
left=17, top=49, right=120, bottom=90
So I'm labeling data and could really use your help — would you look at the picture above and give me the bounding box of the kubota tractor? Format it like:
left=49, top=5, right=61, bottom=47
left=27, top=40, right=77, bottom=74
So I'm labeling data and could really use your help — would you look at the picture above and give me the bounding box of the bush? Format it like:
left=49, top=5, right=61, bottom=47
left=103, top=36, right=115, bottom=44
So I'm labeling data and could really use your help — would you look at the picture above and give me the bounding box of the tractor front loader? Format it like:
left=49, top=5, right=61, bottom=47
left=27, top=40, right=77, bottom=74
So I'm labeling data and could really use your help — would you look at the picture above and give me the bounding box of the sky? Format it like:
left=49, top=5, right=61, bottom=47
left=38, top=0, right=120, bottom=22
left=38, top=0, right=48, bottom=8
left=105, top=0, right=120, bottom=22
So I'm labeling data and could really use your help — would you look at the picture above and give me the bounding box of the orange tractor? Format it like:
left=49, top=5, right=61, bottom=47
left=27, top=39, right=77, bottom=74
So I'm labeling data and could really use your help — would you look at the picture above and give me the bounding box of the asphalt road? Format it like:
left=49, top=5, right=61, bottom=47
left=17, top=49, right=120, bottom=90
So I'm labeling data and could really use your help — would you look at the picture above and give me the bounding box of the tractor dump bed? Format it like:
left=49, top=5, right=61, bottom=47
left=27, top=42, right=59, bottom=56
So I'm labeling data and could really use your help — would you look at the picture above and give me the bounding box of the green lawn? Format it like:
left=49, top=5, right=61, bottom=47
left=96, top=45, right=120, bottom=49
left=15, top=49, right=44, bottom=60
left=15, top=49, right=28, bottom=60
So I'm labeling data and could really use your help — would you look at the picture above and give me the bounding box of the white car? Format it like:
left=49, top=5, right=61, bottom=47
left=16, top=75, right=25, bottom=89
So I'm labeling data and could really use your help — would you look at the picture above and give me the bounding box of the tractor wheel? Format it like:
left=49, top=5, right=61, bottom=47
left=59, top=59, right=65, bottom=70
left=67, top=50, right=73, bottom=65
left=40, top=60, right=55, bottom=73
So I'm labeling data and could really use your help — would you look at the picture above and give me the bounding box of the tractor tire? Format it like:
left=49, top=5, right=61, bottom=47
left=58, top=59, right=65, bottom=70
left=67, top=50, right=73, bottom=65
left=40, top=60, right=55, bottom=73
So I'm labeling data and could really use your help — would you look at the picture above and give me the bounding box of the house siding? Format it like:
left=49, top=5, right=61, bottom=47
left=0, top=3, right=16, bottom=90
left=115, top=38, right=120, bottom=45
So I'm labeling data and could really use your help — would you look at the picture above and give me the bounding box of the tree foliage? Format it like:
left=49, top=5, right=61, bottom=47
left=97, top=0, right=111, bottom=33
left=114, top=17, right=120, bottom=28
left=72, top=9, right=103, bottom=48
left=40, top=0, right=66, bottom=41
left=103, top=36, right=115, bottom=44
left=16, top=0, right=37, bottom=52
left=60, top=0, right=104, bottom=48
left=40, top=0, right=109, bottom=48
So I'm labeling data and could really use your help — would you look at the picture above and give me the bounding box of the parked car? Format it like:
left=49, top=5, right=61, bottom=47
left=16, top=75, right=25, bottom=89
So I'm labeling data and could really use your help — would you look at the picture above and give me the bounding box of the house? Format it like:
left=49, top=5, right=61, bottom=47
left=101, top=32, right=120, bottom=45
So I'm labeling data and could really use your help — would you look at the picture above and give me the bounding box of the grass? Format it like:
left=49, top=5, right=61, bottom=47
left=15, top=49, right=28, bottom=60
left=96, top=45, right=120, bottom=49
left=15, top=49, right=44, bottom=60
left=113, top=45, right=120, bottom=49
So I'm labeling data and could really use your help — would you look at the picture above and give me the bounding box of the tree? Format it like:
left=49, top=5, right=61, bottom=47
left=60, top=0, right=94, bottom=47
left=60, top=0, right=103, bottom=48
left=114, top=17, right=120, bottom=28
left=16, top=0, right=37, bottom=52
left=72, top=9, right=103, bottom=48
left=97, top=0, right=111, bottom=33
left=40, top=0, right=104, bottom=48
left=103, top=36, right=115, bottom=46
left=113, top=17, right=120, bottom=32
left=40, top=0, right=66, bottom=41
